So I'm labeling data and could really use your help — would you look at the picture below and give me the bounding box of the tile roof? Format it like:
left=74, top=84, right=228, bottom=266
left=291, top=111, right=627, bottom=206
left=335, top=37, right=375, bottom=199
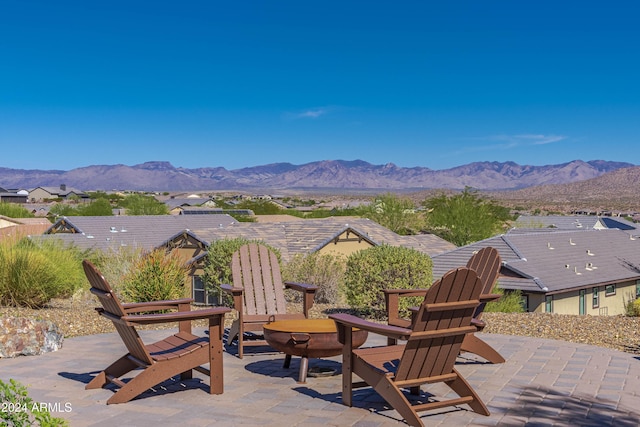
left=34, top=215, right=456, bottom=262
left=433, top=229, right=640, bottom=294
left=164, top=198, right=211, bottom=209
left=514, top=215, right=638, bottom=234
left=191, top=217, right=456, bottom=262
left=31, top=186, right=88, bottom=197
left=38, top=215, right=238, bottom=252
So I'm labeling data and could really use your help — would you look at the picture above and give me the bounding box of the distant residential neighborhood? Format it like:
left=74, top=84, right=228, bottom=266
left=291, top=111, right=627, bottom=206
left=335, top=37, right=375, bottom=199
left=2, top=181, right=640, bottom=316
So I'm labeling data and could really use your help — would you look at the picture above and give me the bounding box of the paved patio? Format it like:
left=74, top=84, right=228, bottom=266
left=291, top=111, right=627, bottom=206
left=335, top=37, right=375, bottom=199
left=2, top=330, right=640, bottom=426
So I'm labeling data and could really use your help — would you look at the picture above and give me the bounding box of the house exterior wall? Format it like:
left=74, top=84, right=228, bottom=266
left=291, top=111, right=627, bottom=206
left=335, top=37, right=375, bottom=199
left=29, top=188, right=55, bottom=202
left=529, top=280, right=638, bottom=316
left=0, top=218, right=18, bottom=229
left=317, top=230, right=375, bottom=258
left=527, top=293, right=547, bottom=313
left=0, top=194, right=28, bottom=203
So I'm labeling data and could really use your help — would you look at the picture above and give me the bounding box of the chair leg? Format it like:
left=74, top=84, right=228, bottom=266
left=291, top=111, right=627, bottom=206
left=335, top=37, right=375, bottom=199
left=86, top=354, right=138, bottom=390
left=208, top=317, right=225, bottom=395
left=237, top=331, right=244, bottom=359
left=447, top=368, right=490, bottom=416
left=227, top=320, right=239, bottom=346
left=107, top=352, right=209, bottom=404
left=340, top=326, right=359, bottom=407
left=372, top=376, right=423, bottom=427
left=460, top=333, right=505, bottom=364
left=107, top=366, right=164, bottom=404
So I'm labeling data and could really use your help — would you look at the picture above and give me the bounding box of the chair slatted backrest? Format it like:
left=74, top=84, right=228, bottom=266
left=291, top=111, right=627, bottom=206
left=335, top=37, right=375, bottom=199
left=466, top=247, right=501, bottom=319
left=232, top=243, right=287, bottom=316
left=395, top=267, right=483, bottom=382
left=82, top=260, right=153, bottom=365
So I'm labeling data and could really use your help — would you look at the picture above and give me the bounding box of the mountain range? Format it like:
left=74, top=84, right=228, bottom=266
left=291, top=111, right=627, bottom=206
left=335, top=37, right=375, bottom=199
left=0, top=159, right=636, bottom=192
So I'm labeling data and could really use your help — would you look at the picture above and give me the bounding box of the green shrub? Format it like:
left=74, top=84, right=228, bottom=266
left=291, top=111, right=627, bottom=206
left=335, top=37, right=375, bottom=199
left=202, top=238, right=280, bottom=304
left=0, top=239, right=86, bottom=308
left=624, top=297, right=640, bottom=317
left=343, top=245, right=433, bottom=317
left=121, top=194, right=169, bottom=215
left=484, top=287, right=525, bottom=313
left=119, top=249, right=188, bottom=303
left=633, top=299, right=640, bottom=317
left=282, top=252, right=346, bottom=304
left=0, top=378, right=68, bottom=426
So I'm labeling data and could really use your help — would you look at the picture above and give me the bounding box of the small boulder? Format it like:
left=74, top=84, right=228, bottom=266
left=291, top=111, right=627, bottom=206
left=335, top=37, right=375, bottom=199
left=0, top=317, right=64, bottom=358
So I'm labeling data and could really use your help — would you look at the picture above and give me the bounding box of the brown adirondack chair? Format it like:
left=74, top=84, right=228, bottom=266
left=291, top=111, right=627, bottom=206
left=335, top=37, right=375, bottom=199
left=82, top=260, right=230, bottom=404
left=383, top=247, right=505, bottom=364
left=459, top=246, right=504, bottom=363
left=330, top=267, right=489, bottom=427
left=221, top=243, right=318, bottom=358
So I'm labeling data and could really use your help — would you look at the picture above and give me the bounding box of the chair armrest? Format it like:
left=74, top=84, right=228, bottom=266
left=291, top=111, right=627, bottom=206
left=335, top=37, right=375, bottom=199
left=383, top=288, right=429, bottom=328
left=123, top=307, right=231, bottom=325
left=122, top=298, right=195, bottom=313
left=471, top=318, right=486, bottom=329
left=480, top=293, right=502, bottom=303
left=284, top=281, right=318, bottom=293
left=330, top=312, right=412, bottom=342
left=473, top=293, right=502, bottom=322
left=220, top=283, right=243, bottom=295
left=285, top=281, right=317, bottom=318
left=220, top=283, right=244, bottom=312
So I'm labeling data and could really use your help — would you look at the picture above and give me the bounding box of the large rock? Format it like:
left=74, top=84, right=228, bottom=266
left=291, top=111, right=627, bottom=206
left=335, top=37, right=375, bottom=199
left=0, top=317, right=64, bottom=358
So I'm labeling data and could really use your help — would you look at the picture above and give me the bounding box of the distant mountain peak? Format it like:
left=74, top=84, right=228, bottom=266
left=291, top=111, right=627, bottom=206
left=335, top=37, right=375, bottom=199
left=135, top=161, right=175, bottom=170
left=0, top=159, right=634, bottom=192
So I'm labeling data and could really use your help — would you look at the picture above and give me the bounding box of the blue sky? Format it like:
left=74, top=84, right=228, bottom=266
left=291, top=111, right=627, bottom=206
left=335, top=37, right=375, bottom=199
left=1, top=1, right=639, bottom=171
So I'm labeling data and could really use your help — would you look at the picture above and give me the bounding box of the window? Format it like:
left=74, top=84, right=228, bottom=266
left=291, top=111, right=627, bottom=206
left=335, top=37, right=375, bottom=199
left=636, top=280, right=640, bottom=298
left=579, top=289, right=586, bottom=315
left=520, top=294, right=529, bottom=312
left=605, top=284, right=616, bottom=296
left=592, top=287, right=599, bottom=308
left=545, top=295, right=553, bottom=313
left=192, top=276, right=216, bottom=305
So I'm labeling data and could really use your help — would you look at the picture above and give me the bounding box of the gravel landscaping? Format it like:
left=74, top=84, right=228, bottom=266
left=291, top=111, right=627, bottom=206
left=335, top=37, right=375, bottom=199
left=2, top=296, right=640, bottom=355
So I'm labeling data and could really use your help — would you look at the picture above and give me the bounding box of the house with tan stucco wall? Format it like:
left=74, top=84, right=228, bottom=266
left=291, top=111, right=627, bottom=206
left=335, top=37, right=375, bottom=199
left=432, top=228, right=640, bottom=315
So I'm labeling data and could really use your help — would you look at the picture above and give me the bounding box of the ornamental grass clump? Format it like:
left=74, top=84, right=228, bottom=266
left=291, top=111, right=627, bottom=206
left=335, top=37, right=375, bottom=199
left=484, top=287, right=525, bottom=313
left=282, top=252, right=346, bottom=304
left=0, top=239, right=86, bottom=308
left=119, top=249, right=188, bottom=303
left=343, top=244, right=433, bottom=318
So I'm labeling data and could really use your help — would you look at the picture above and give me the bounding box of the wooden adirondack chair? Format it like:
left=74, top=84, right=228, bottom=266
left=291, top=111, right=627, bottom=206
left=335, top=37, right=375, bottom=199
left=330, top=267, right=489, bottom=427
left=459, top=246, right=504, bottom=363
left=383, top=247, right=505, bottom=364
left=82, top=260, right=231, bottom=404
left=221, top=243, right=318, bottom=358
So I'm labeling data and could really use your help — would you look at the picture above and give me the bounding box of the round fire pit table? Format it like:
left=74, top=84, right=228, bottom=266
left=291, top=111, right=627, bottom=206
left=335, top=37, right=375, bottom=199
left=263, top=318, right=368, bottom=383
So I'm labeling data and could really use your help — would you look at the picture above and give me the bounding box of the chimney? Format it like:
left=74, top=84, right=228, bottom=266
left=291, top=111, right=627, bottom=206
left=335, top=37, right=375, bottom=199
left=60, top=184, right=66, bottom=191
